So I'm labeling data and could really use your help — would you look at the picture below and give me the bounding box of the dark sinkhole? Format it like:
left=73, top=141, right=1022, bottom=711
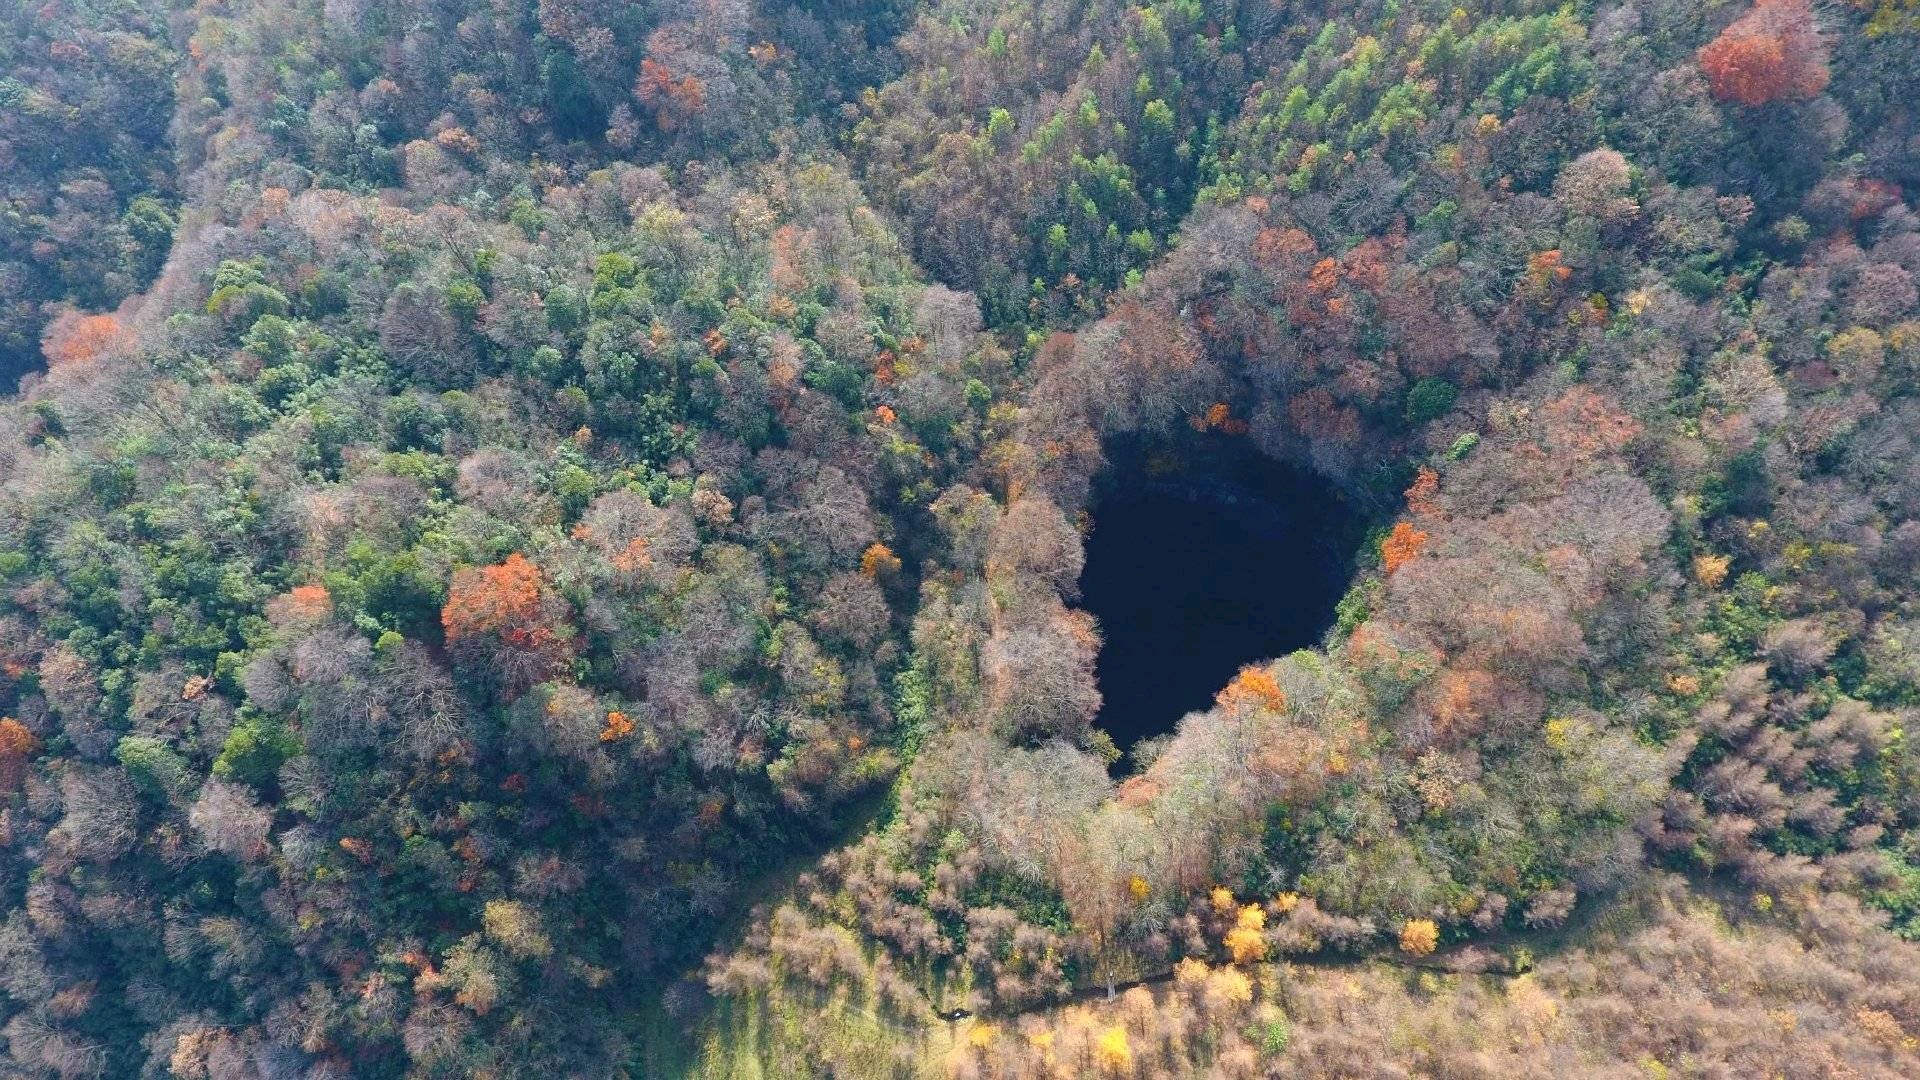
left=1080, top=436, right=1362, bottom=765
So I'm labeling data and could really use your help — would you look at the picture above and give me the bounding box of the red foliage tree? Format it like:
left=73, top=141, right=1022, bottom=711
left=1698, top=0, right=1830, bottom=107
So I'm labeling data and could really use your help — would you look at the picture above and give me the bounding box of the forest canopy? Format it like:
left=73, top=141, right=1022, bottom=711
left=3, top=0, right=1920, bottom=1077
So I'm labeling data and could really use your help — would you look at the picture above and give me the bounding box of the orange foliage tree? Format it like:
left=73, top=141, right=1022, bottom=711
left=600, top=710, right=635, bottom=743
left=1404, top=467, right=1440, bottom=517
left=442, top=554, right=570, bottom=695
left=635, top=57, right=707, bottom=131
left=1189, top=401, right=1249, bottom=434
left=45, top=312, right=131, bottom=367
left=1540, top=386, right=1641, bottom=464
left=1432, top=668, right=1496, bottom=740
left=1698, top=0, right=1830, bottom=107
left=1525, top=249, right=1572, bottom=289
left=443, top=553, right=545, bottom=645
left=1216, top=665, right=1287, bottom=713
left=267, top=583, right=333, bottom=628
left=0, top=718, right=40, bottom=792
left=860, top=542, right=901, bottom=578
left=1381, top=521, right=1430, bottom=574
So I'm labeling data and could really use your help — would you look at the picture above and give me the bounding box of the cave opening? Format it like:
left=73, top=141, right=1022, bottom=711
left=1080, top=434, right=1363, bottom=768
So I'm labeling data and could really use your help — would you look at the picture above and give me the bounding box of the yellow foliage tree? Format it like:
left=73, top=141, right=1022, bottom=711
left=482, top=900, right=553, bottom=960
left=1400, top=918, right=1440, bottom=956
left=1094, top=1025, right=1132, bottom=1073
left=1205, top=966, right=1254, bottom=1009
left=1225, top=904, right=1268, bottom=964
left=1693, top=553, right=1731, bottom=589
left=1173, top=956, right=1210, bottom=988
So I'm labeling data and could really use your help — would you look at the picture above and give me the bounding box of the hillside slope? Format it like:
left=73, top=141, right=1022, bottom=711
left=2, top=1, right=1920, bottom=1076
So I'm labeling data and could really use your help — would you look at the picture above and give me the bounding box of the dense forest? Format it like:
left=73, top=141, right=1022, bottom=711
left=3, top=0, right=1920, bottom=1076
